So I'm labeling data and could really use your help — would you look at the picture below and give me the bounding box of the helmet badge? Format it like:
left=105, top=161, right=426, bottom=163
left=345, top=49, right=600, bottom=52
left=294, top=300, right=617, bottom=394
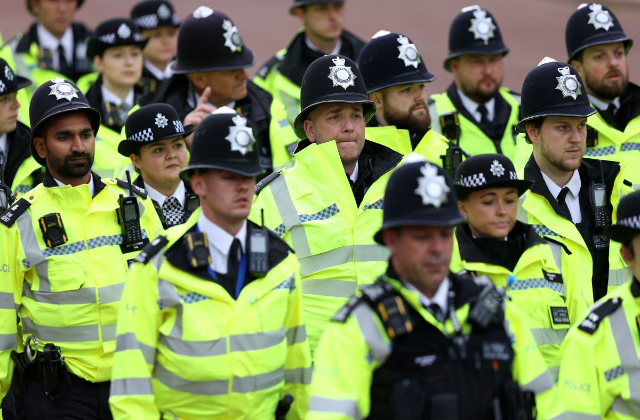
left=222, top=19, right=243, bottom=53
left=415, top=163, right=450, bottom=208
left=49, top=78, right=79, bottom=102
left=193, top=6, right=213, bottom=19
left=155, top=113, right=168, bottom=128
left=226, top=114, right=255, bottom=156
left=4, top=66, right=14, bottom=81
left=489, top=160, right=505, bottom=177
left=587, top=4, right=614, bottom=31
left=157, top=4, right=171, bottom=20
left=468, top=7, right=496, bottom=45
left=397, top=35, right=420, bottom=68
left=328, top=57, right=356, bottom=90
left=555, top=67, right=582, bottom=100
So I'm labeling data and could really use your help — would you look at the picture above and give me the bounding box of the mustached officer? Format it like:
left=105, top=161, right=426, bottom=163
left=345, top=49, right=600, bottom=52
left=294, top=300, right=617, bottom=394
left=109, top=108, right=311, bottom=419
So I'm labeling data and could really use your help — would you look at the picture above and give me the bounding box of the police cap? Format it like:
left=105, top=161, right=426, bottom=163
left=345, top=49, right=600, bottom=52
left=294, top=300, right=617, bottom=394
left=0, top=58, right=31, bottom=96
left=454, top=154, right=532, bottom=200
left=605, top=190, right=640, bottom=244
left=87, top=18, right=149, bottom=59
left=289, top=0, right=343, bottom=14
left=131, top=0, right=180, bottom=30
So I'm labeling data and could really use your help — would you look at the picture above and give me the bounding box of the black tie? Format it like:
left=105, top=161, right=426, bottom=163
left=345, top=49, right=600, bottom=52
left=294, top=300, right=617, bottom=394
left=227, top=238, right=242, bottom=279
left=607, top=102, right=617, bottom=117
left=557, top=187, right=572, bottom=220
left=57, top=44, right=70, bottom=77
left=429, top=303, right=444, bottom=323
left=477, top=104, right=489, bottom=126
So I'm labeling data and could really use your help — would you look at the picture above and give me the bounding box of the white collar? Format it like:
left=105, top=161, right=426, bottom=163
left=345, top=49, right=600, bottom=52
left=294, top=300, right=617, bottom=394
left=37, top=24, right=73, bottom=64
left=53, top=175, right=95, bottom=196
left=402, top=277, right=450, bottom=317
left=457, top=88, right=495, bottom=123
left=588, top=94, right=621, bottom=114
left=349, top=161, right=359, bottom=183
left=101, top=85, right=135, bottom=108
left=197, top=212, right=247, bottom=255
left=305, top=36, right=342, bottom=55
left=143, top=180, right=186, bottom=208
left=144, top=61, right=173, bottom=80
left=0, top=133, right=7, bottom=156
left=540, top=169, right=581, bottom=200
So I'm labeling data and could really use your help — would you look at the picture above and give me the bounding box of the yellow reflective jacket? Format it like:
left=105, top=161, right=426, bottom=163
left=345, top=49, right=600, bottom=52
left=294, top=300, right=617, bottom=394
left=251, top=140, right=402, bottom=353
left=0, top=172, right=163, bottom=383
left=451, top=222, right=570, bottom=382
left=0, top=224, right=18, bottom=407
left=552, top=277, right=640, bottom=419
left=92, top=124, right=126, bottom=180
left=109, top=209, right=311, bottom=419
left=365, top=125, right=450, bottom=164
left=307, top=270, right=556, bottom=419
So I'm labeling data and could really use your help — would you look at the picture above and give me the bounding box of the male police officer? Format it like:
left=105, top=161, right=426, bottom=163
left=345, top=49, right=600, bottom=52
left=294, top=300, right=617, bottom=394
left=0, top=77, right=162, bottom=418
left=518, top=58, right=633, bottom=319
left=553, top=190, right=640, bottom=419
left=358, top=30, right=450, bottom=166
left=567, top=3, right=640, bottom=182
left=252, top=54, right=403, bottom=354
left=109, top=108, right=311, bottom=419
left=254, top=0, right=364, bottom=127
left=308, top=160, right=555, bottom=419
left=140, top=6, right=297, bottom=173
left=430, top=5, right=521, bottom=162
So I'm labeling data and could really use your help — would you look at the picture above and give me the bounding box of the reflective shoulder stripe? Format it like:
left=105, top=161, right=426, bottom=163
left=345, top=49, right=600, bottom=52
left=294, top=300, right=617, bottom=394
left=428, top=101, right=442, bottom=133
left=609, top=305, right=640, bottom=403
left=544, top=240, right=563, bottom=275
left=116, top=332, right=156, bottom=365
left=517, top=195, right=529, bottom=223
left=309, top=396, right=363, bottom=419
left=608, top=267, right=632, bottom=288
left=352, top=304, right=391, bottom=365
left=269, top=175, right=311, bottom=258
left=521, top=370, right=554, bottom=395
left=255, top=169, right=283, bottom=195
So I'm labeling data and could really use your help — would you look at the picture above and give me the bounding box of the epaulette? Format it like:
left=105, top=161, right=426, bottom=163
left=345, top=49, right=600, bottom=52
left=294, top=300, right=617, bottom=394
left=113, top=178, right=148, bottom=198
left=256, top=54, right=284, bottom=79
left=331, top=280, right=393, bottom=323
left=133, top=236, right=169, bottom=264
left=255, top=169, right=283, bottom=195
left=332, top=295, right=363, bottom=323
left=0, top=198, right=32, bottom=227
left=577, top=297, right=623, bottom=335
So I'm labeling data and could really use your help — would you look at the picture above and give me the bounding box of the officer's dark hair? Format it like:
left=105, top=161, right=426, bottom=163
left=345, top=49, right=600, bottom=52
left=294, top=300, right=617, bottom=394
left=523, top=117, right=545, bottom=144
left=570, top=50, right=584, bottom=65
left=621, top=238, right=636, bottom=258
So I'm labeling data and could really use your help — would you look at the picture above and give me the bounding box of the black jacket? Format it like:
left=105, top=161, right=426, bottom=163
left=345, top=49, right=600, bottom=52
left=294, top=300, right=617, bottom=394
left=3, top=122, right=41, bottom=190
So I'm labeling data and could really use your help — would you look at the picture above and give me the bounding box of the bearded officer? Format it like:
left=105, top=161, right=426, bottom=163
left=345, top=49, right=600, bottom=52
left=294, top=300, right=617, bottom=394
left=307, top=160, right=555, bottom=419
left=251, top=54, right=403, bottom=354
left=0, top=77, right=163, bottom=419
left=109, top=108, right=311, bottom=419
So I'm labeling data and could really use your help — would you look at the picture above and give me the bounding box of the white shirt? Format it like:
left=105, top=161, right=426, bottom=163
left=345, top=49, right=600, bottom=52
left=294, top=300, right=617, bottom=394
left=144, top=180, right=186, bottom=208
left=53, top=175, right=95, bottom=197
left=541, top=169, right=582, bottom=223
left=403, top=277, right=450, bottom=319
left=197, top=212, right=247, bottom=275
left=101, top=85, right=135, bottom=109
left=0, top=134, right=7, bottom=158
left=144, top=61, right=173, bottom=80
left=37, top=24, right=73, bottom=70
left=349, top=161, right=359, bottom=183
left=588, top=94, right=621, bottom=115
left=305, top=36, right=342, bottom=55
left=457, top=88, right=495, bottom=123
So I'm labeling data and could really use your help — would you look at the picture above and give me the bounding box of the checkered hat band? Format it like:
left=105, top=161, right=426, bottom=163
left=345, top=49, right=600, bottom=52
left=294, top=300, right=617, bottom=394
left=130, top=128, right=154, bottom=142
left=99, top=34, right=116, bottom=44
left=510, top=171, right=517, bottom=180
left=134, top=14, right=158, bottom=29
left=618, top=216, right=640, bottom=230
left=458, top=173, right=487, bottom=188
left=173, top=120, right=184, bottom=133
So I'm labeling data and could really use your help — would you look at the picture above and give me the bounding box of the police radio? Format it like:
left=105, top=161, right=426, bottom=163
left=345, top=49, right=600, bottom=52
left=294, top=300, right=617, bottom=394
left=439, top=112, right=468, bottom=178
left=249, top=210, right=269, bottom=277
left=590, top=161, right=611, bottom=228
left=117, top=171, right=145, bottom=253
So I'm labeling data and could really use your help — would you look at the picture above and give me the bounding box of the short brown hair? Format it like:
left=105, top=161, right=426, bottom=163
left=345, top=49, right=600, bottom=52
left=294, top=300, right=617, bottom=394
left=523, top=117, right=545, bottom=144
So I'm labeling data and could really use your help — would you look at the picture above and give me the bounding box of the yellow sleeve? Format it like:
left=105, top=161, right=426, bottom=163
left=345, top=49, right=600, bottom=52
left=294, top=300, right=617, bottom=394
left=269, top=97, right=298, bottom=171
left=139, top=196, right=165, bottom=241
left=250, top=185, right=290, bottom=246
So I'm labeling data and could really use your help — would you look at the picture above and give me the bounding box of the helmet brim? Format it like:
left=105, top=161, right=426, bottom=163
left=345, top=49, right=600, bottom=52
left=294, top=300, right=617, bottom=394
left=604, top=224, right=640, bottom=244
left=293, top=96, right=376, bottom=139
left=180, top=161, right=265, bottom=180
left=444, top=46, right=509, bottom=72
left=170, top=47, right=255, bottom=74
left=454, top=179, right=533, bottom=201
left=118, top=124, right=196, bottom=156
left=289, top=0, right=344, bottom=14
left=366, top=70, right=436, bottom=94
left=516, top=104, right=597, bottom=133
left=374, top=214, right=466, bottom=245
left=569, top=36, right=633, bottom=62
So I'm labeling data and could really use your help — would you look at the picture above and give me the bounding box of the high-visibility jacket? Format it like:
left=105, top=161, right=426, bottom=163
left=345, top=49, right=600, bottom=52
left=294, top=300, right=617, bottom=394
left=517, top=157, right=633, bottom=317
left=109, top=210, right=311, bottom=419
left=365, top=126, right=450, bottom=164
left=0, top=224, right=18, bottom=408
left=451, top=222, right=570, bottom=382
left=429, top=87, right=521, bottom=162
left=0, top=172, right=163, bottom=383
left=552, top=277, right=640, bottom=419
left=251, top=139, right=402, bottom=353
left=307, top=269, right=556, bottom=420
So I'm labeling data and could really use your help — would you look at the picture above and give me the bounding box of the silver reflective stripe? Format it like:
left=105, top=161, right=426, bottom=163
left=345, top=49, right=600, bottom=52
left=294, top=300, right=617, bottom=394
left=0, top=292, right=13, bottom=309
left=110, top=377, right=153, bottom=396
left=99, top=283, right=125, bottom=304
left=286, top=325, right=306, bottom=346
left=229, top=328, right=285, bottom=352
left=284, top=366, right=312, bottom=385
left=232, top=368, right=283, bottom=393
left=545, top=241, right=563, bottom=275
left=562, top=413, right=601, bottom=420
left=353, top=244, right=389, bottom=263
left=530, top=327, right=567, bottom=346
left=158, top=279, right=181, bottom=308
left=0, top=334, right=17, bottom=351
left=352, top=304, right=391, bottom=364
left=309, top=396, right=362, bottom=420
left=22, top=317, right=99, bottom=342
left=23, top=281, right=96, bottom=305
left=17, top=211, right=49, bottom=290
left=299, top=246, right=353, bottom=277
left=159, top=334, right=226, bottom=357
left=102, top=324, right=117, bottom=341
left=302, top=279, right=356, bottom=298
left=521, top=371, right=553, bottom=395
left=270, top=176, right=311, bottom=258
left=609, top=306, right=640, bottom=408
left=608, top=268, right=632, bottom=288
left=116, top=333, right=156, bottom=365
left=611, top=397, right=640, bottom=417
left=547, top=365, right=560, bottom=384
left=154, top=363, right=229, bottom=396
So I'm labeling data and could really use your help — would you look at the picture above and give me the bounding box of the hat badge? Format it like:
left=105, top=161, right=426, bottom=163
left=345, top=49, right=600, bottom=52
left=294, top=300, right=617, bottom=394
left=0, top=81, right=5, bottom=93
left=117, top=23, right=132, bottom=39
left=4, top=66, right=13, bottom=81
left=555, top=66, right=582, bottom=100
left=155, top=113, right=168, bottom=128
left=372, top=30, right=391, bottom=39
left=222, top=19, right=243, bottom=53
left=49, top=78, right=79, bottom=101
left=415, top=163, right=449, bottom=208
left=468, top=8, right=496, bottom=45
left=193, top=6, right=213, bottom=19
left=397, top=35, right=420, bottom=68
left=157, top=4, right=171, bottom=20
left=328, top=57, right=356, bottom=90
left=587, top=4, right=614, bottom=31
left=489, top=160, right=505, bottom=177
left=226, top=114, right=255, bottom=156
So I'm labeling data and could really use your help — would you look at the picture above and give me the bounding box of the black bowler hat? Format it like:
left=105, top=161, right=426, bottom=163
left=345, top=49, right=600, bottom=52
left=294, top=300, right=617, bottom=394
left=27, top=0, right=83, bottom=15
left=119, top=103, right=195, bottom=156
left=605, top=191, right=640, bottom=243
left=566, top=3, right=632, bottom=62
left=0, top=58, right=31, bottom=96
left=444, top=5, right=508, bottom=72
left=29, top=78, right=101, bottom=166
left=294, top=55, right=376, bottom=139
left=454, top=154, right=532, bottom=200
left=87, top=18, right=149, bottom=59
left=374, top=159, right=464, bottom=244
left=289, top=0, right=343, bottom=14
left=131, top=0, right=180, bottom=30
left=170, top=7, right=254, bottom=74
left=358, top=30, right=436, bottom=94
left=181, top=107, right=264, bottom=179
left=517, top=57, right=596, bottom=133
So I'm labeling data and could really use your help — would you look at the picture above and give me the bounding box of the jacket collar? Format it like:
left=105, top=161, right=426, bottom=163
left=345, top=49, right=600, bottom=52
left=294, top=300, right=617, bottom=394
left=43, top=169, right=105, bottom=196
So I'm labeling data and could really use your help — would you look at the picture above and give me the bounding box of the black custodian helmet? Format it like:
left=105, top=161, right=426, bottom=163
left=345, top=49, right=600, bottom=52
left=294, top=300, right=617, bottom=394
left=87, top=18, right=149, bottom=59
left=181, top=108, right=264, bottom=179
left=358, top=30, right=436, bottom=94
left=294, top=54, right=376, bottom=139
left=0, top=58, right=31, bottom=96
left=454, top=154, right=532, bottom=200
left=289, top=0, right=343, bottom=14
left=444, top=5, right=508, bottom=72
left=170, top=6, right=254, bottom=74
left=566, top=3, right=632, bottom=62
left=131, top=0, right=180, bottom=30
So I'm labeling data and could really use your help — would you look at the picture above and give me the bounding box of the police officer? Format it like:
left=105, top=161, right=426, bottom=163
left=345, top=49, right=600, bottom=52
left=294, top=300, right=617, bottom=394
left=109, top=107, right=311, bottom=419
left=0, top=222, right=18, bottom=420
left=139, top=6, right=297, bottom=174
left=130, top=0, right=180, bottom=95
left=517, top=57, right=633, bottom=313
left=254, top=0, right=364, bottom=128
left=252, top=54, right=403, bottom=354
left=358, top=30, right=450, bottom=165
left=452, top=153, right=569, bottom=381
left=566, top=3, right=640, bottom=182
left=307, top=160, right=555, bottom=419
left=553, top=190, right=640, bottom=418
left=118, top=103, right=199, bottom=228
left=430, top=5, right=521, bottom=161
left=0, top=77, right=163, bottom=418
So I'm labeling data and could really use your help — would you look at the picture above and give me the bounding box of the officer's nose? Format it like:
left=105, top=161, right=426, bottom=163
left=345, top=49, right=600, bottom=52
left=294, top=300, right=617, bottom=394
left=236, top=69, right=249, bottom=81
left=10, top=96, right=20, bottom=111
left=496, top=200, right=507, bottom=215
left=70, top=135, right=85, bottom=152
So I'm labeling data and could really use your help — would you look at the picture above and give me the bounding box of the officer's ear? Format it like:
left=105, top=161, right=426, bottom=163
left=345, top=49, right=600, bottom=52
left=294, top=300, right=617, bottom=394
left=304, top=119, right=316, bottom=143
left=190, top=172, right=206, bottom=197
left=93, top=55, right=104, bottom=72
left=525, top=124, right=541, bottom=145
left=620, top=243, right=636, bottom=266
left=457, top=199, right=469, bottom=219
left=570, top=60, right=585, bottom=80
left=129, top=153, right=142, bottom=170
left=29, top=0, right=40, bottom=14
left=33, top=136, right=47, bottom=161
left=370, top=92, right=383, bottom=109
left=449, top=58, right=459, bottom=74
